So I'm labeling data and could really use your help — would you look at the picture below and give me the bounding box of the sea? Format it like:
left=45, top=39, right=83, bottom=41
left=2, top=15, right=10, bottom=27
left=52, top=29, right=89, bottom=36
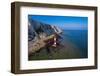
left=62, top=30, right=88, bottom=58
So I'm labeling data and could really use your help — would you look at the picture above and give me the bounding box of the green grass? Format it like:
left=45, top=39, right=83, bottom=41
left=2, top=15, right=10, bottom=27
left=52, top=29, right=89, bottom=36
left=28, top=45, right=81, bottom=60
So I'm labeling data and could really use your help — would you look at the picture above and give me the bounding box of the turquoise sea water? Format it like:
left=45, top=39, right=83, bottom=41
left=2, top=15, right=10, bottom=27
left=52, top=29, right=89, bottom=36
left=62, top=30, right=88, bottom=58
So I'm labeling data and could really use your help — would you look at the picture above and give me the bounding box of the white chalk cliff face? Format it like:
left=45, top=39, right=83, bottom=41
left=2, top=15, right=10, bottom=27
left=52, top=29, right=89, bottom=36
left=28, top=18, right=62, bottom=41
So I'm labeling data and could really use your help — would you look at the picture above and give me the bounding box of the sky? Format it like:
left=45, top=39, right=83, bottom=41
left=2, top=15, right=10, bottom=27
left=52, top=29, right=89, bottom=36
left=28, top=15, right=88, bottom=30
